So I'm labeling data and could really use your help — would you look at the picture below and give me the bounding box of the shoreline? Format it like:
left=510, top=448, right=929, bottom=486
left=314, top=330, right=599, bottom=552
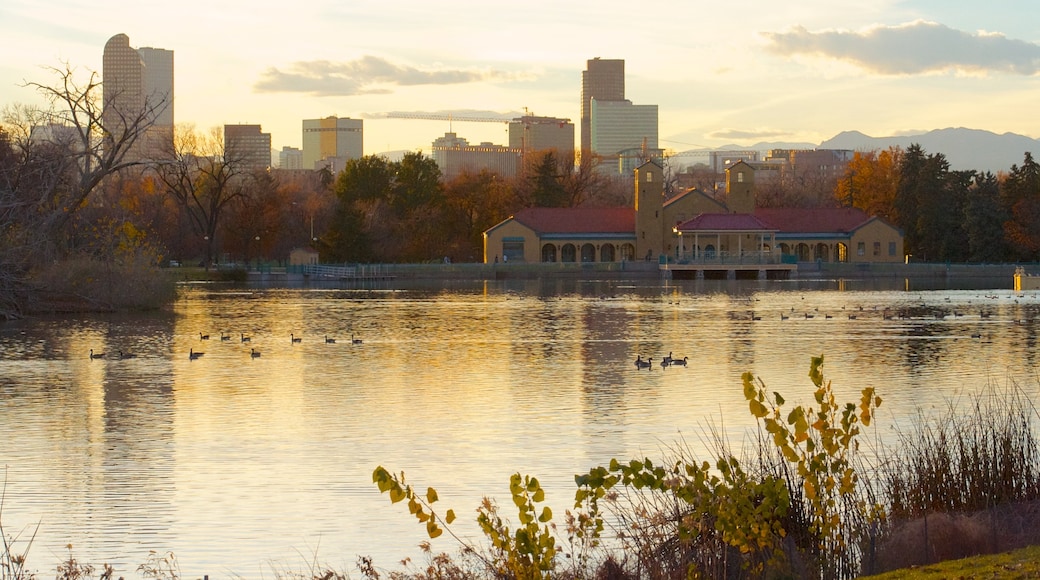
left=241, top=261, right=1027, bottom=284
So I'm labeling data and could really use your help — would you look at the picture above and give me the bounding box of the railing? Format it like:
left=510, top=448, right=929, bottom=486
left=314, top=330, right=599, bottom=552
left=671, top=251, right=785, bottom=266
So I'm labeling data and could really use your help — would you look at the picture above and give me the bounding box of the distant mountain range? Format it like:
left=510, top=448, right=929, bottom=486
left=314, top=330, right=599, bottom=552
left=709, top=128, right=1040, bottom=174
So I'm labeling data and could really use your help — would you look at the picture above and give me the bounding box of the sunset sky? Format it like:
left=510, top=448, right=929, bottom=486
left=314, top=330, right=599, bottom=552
left=2, top=0, right=1039, bottom=157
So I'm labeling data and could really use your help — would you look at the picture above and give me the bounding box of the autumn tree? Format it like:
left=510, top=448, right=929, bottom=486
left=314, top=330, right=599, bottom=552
left=441, top=169, right=516, bottom=260
left=836, top=148, right=901, bottom=222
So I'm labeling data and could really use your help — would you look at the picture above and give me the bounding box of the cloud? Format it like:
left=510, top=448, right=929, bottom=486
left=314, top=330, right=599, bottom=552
left=708, top=128, right=792, bottom=140
left=763, top=20, right=1040, bottom=75
left=255, top=55, right=522, bottom=96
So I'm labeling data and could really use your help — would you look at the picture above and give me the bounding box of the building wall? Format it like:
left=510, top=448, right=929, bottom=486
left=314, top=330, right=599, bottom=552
left=279, top=146, right=303, bottom=170
left=225, top=124, right=272, bottom=171
left=302, top=116, right=363, bottom=170
left=103, top=34, right=174, bottom=160
left=508, top=116, right=574, bottom=166
left=590, top=100, right=658, bottom=175
left=581, top=58, right=625, bottom=153
left=137, top=46, right=174, bottom=127
left=725, top=162, right=756, bottom=214
left=432, top=133, right=521, bottom=179
left=634, top=163, right=664, bottom=261
left=484, top=220, right=538, bottom=263
left=850, top=219, right=905, bottom=263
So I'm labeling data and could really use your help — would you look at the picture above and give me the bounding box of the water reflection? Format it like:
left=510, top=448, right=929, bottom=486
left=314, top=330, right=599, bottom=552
left=1, top=280, right=1039, bottom=577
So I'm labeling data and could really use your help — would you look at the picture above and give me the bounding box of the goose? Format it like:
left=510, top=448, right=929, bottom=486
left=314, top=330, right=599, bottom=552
left=220, top=332, right=231, bottom=341
left=89, top=349, right=106, bottom=360
left=848, top=314, right=857, bottom=320
left=780, top=313, right=789, bottom=320
left=250, top=348, right=261, bottom=358
left=118, top=350, right=137, bottom=359
left=662, top=352, right=673, bottom=366
left=971, top=333, right=982, bottom=339
left=291, top=333, right=302, bottom=344
left=240, top=333, right=251, bottom=343
left=636, top=357, right=653, bottom=370
left=189, top=348, right=204, bottom=360
left=200, top=332, right=210, bottom=340
left=670, top=356, right=689, bottom=367
left=351, top=334, right=363, bottom=345
left=325, top=335, right=336, bottom=344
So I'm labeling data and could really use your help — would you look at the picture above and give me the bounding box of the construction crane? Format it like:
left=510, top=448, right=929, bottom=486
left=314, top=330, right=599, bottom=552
left=380, top=112, right=514, bottom=133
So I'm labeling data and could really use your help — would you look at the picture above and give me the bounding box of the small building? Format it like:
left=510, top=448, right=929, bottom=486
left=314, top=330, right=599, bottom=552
left=755, top=207, right=904, bottom=263
left=484, top=161, right=724, bottom=263
left=289, top=247, right=319, bottom=266
left=482, top=159, right=904, bottom=274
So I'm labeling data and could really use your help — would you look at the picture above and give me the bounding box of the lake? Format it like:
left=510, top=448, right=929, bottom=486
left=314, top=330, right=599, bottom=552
left=1, top=276, right=1038, bottom=578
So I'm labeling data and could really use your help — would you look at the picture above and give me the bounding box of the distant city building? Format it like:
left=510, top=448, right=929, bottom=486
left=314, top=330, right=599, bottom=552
left=590, top=99, right=659, bottom=176
left=224, top=124, right=272, bottom=171
left=102, top=33, right=174, bottom=160
left=764, top=149, right=854, bottom=181
left=508, top=115, right=575, bottom=165
left=431, top=132, right=521, bottom=179
left=302, top=116, right=362, bottom=170
left=278, top=146, right=303, bottom=170
left=581, top=58, right=625, bottom=154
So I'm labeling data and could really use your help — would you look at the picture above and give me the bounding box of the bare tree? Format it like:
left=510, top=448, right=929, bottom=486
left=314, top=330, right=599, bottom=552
left=154, top=124, right=253, bottom=267
left=19, top=63, right=166, bottom=234
left=0, top=63, right=163, bottom=318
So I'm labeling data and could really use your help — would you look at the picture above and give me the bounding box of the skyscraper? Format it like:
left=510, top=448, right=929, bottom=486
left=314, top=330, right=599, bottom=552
left=580, top=58, right=625, bottom=153
left=224, top=124, right=272, bottom=171
left=102, top=33, right=174, bottom=159
left=302, top=116, right=363, bottom=170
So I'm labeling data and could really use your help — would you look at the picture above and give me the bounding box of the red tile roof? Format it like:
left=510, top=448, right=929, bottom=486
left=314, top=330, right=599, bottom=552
left=753, top=207, right=873, bottom=234
left=677, top=213, right=776, bottom=232
left=511, top=207, right=635, bottom=234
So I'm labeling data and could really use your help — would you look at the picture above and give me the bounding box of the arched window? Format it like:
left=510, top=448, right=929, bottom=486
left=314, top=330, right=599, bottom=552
left=705, top=244, right=716, bottom=259
left=797, top=243, right=811, bottom=261
left=581, top=243, right=596, bottom=262
left=541, top=244, right=557, bottom=262
left=600, top=244, right=616, bottom=262
left=620, top=244, right=636, bottom=261
left=561, top=244, right=577, bottom=263
left=836, top=243, right=848, bottom=262
left=814, top=243, right=830, bottom=262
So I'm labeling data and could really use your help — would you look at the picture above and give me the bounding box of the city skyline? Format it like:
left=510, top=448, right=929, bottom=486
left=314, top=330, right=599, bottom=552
left=3, top=0, right=1040, bottom=158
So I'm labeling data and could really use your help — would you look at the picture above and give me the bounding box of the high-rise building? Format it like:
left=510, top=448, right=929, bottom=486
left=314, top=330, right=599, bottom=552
left=278, top=146, right=304, bottom=170
left=102, top=34, right=174, bottom=159
left=224, top=124, right=272, bottom=171
left=580, top=58, right=625, bottom=153
left=302, top=116, right=363, bottom=170
left=432, top=132, right=521, bottom=179
left=590, top=99, right=659, bottom=175
left=508, top=115, right=575, bottom=166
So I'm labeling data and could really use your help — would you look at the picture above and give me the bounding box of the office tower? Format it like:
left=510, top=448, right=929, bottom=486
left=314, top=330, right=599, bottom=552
left=431, top=132, right=521, bottom=179
left=224, top=124, right=272, bottom=171
left=102, top=34, right=174, bottom=158
left=302, top=116, right=363, bottom=170
left=580, top=58, right=625, bottom=153
left=508, top=115, right=575, bottom=166
left=590, top=99, right=659, bottom=175
left=279, top=146, right=304, bottom=170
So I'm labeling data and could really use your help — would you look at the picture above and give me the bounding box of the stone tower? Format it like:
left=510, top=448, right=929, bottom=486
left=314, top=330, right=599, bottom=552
left=634, top=160, right=664, bottom=261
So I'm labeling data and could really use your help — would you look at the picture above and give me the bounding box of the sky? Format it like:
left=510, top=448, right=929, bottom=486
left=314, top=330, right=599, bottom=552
left=2, top=0, right=1040, bottom=158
